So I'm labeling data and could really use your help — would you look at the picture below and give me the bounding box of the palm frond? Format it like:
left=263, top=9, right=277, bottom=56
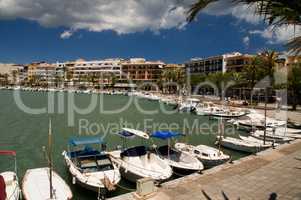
left=286, top=36, right=301, bottom=55
left=187, top=0, right=218, bottom=22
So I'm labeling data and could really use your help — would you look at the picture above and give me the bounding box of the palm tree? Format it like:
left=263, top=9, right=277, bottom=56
left=207, top=72, right=233, bottom=100
left=187, top=0, right=301, bottom=54
left=259, top=50, right=278, bottom=87
left=287, top=63, right=301, bottom=110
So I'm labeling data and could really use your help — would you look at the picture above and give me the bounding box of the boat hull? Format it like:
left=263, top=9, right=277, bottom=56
left=0, top=172, right=20, bottom=200
left=219, top=140, right=269, bottom=153
left=62, top=151, right=120, bottom=193
left=199, top=158, right=230, bottom=169
left=22, top=168, right=73, bottom=200
left=118, top=166, right=145, bottom=183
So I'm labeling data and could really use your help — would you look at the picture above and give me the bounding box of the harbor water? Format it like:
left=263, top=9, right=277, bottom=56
left=0, top=90, right=248, bottom=199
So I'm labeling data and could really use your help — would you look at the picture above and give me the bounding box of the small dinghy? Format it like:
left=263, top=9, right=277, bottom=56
left=109, top=128, right=172, bottom=183
left=151, top=131, right=204, bottom=173
left=216, top=136, right=271, bottom=153
left=174, top=143, right=230, bottom=168
left=0, top=151, right=21, bottom=200
left=62, top=137, right=121, bottom=193
left=22, top=168, right=73, bottom=200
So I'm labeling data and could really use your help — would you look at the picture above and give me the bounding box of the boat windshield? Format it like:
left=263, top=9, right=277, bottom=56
left=120, top=146, right=147, bottom=157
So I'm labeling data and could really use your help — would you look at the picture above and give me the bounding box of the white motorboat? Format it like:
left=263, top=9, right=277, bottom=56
left=216, top=136, right=272, bottom=153
left=178, top=98, right=200, bottom=112
left=195, top=101, right=247, bottom=117
left=63, top=137, right=121, bottom=192
left=22, top=168, right=73, bottom=200
left=109, top=128, right=172, bottom=183
left=174, top=143, right=230, bottom=168
left=266, top=127, right=301, bottom=139
left=145, top=93, right=161, bottom=101
left=251, top=130, right=294, bottom=143
left=151, top=131, right=204, bottom=173
left=195, top=102, right=224, bottom=116
left=0, top=151, right=21, bottom=200
left=239, top=135, right=277, bottom=146
left=232, top=110, right=286, bottom=130
left=160, top=97, right=178, bottom=106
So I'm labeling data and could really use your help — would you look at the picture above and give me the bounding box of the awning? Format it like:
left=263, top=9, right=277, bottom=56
left=151, top=131, right=182, bottom=140
left=0, top=150, right=16, bottom=156
left=68, top=137, right=103, bottom=146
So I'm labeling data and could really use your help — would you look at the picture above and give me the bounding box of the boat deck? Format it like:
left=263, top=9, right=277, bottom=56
left=109, top=139, right=301, bottom=200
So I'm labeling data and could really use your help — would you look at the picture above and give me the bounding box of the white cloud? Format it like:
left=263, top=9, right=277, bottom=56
left=203, top=0, right=262, bottom=24
left=249, top=25, right=301, bottom=44
left=0, top=0, right=195, bottom=35
left=243, top=36, right=250, bottom=47
left=60, top=30, right=73, bottom=39
left=0, top=0, right=298, bottom=45
left=203, top=0, right=300, bottom=45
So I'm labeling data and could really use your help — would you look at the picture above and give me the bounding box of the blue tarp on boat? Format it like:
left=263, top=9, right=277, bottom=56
left=68, top=137, right=103, bottom=146
left=116, top=130, right=136, bottom=139
left=151, top=131, right=182, bottom=140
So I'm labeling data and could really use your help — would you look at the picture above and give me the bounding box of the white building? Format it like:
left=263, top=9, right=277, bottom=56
left=55, top=58, right=123, bottom=86
left=185, top=52, right=242, bottom=74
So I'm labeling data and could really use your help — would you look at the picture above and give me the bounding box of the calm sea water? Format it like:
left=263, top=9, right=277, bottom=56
left=0, top=90, right=248, bottom=199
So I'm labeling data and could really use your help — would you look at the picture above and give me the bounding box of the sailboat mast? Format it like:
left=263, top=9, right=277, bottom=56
left=48, top=119, right=53, bottom=199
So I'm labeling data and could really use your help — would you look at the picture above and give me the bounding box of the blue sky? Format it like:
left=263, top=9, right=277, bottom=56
left=0, top=0, right=292, bottom=64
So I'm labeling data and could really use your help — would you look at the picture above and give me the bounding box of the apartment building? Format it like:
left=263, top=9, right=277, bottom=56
left=54, top=59, right=123, bottom=86
left=185, top=52, right=242, bottom=75
left=121, top=58, right=164, bottom=82
left=27, top=62, right=56, bottom=86
left=225, top=54, right=254, bottom=72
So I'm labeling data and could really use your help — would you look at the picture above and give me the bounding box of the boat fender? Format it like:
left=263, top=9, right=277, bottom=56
left=72, top=176, right=76, bottom=185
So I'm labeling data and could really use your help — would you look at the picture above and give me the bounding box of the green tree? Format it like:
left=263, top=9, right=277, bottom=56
left=206, top=72, right=233, bottom=100
left=258, top=50, right=279, bottom=89
left=187, top=0, right=301, bottom=54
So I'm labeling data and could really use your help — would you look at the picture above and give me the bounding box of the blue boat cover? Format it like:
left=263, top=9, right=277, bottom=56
left=68, top=137, right=103, bottom=146
left=151, top=131, right=182, bottom=139
left=116, top=130, right=136, bottom=139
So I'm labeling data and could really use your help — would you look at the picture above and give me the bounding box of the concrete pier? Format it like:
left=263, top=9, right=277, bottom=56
left=110, top=140, right=301, bottom=200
